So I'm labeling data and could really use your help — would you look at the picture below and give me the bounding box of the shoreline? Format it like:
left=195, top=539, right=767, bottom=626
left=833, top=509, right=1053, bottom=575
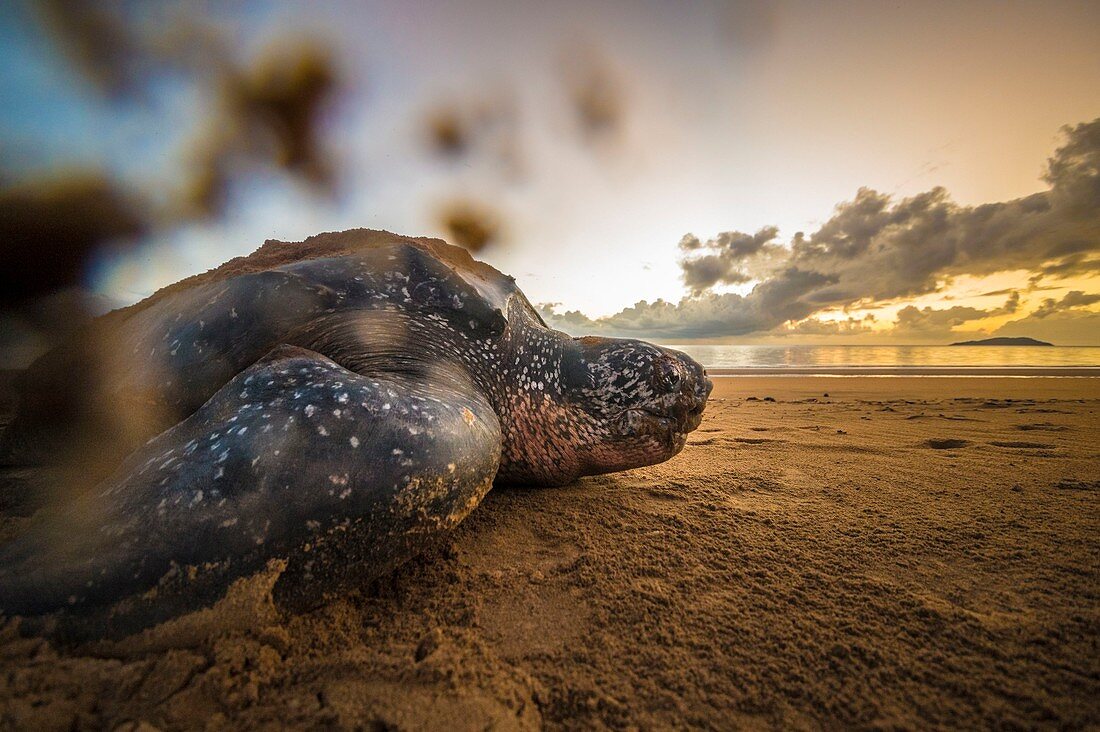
left=708, top=374, right=1100, bottom=400
left=707, top=367, right=1100, bottom=376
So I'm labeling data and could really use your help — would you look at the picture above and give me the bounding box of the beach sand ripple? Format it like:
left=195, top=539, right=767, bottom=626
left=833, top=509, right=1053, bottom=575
left=1, top=376, right=1098, bottom=730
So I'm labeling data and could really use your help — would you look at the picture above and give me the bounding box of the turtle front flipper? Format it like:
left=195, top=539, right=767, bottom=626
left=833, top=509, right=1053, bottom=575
left=0, top=345, right=500, bottom=639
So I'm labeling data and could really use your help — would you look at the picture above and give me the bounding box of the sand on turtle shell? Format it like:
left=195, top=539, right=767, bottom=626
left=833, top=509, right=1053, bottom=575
left=1, top=376, right=1098, bottom=730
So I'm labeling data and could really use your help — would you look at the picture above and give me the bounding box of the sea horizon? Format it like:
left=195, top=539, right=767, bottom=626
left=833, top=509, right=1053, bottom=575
left=665, top=344, right=1100, bottom=376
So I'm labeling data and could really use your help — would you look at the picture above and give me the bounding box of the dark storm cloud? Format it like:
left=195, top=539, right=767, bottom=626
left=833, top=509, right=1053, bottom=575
left=553, top=118, right=1100, bottom=339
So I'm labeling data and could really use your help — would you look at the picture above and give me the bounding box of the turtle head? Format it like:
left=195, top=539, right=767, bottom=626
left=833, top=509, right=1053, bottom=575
left=560, top=336, right=712, bottom=476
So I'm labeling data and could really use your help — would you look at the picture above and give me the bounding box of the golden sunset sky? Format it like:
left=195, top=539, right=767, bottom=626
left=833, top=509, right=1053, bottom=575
left=2, top=0, right=1098, bottom=344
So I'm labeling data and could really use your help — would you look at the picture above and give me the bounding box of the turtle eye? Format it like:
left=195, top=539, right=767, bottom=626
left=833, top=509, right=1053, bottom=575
left=656, top=360, right=681, bottom=391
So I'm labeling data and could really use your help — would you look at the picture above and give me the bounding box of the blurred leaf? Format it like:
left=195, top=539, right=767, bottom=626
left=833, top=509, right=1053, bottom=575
left=562, top=45, right=624, bottom=142
left=35, top=0, right=148, bottom=99
left=0, top=174, right=147, bottom=306
left=235, top=45, right=337, bottom=183
left=426, top=108, right=470, bottom=157
left=438, top=200, right=502, bottom=252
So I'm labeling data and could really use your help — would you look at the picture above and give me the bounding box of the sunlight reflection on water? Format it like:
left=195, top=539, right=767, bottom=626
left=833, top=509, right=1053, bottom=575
left=665, top=345, right=1100, bottom=370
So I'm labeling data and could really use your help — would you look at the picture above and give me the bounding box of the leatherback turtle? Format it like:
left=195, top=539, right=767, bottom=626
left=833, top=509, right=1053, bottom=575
left=0, top=229, right=710, bottom=635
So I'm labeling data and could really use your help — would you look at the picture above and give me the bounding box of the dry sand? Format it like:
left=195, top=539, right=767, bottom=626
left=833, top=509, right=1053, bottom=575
left=1, top=376, right=1098, bottom=730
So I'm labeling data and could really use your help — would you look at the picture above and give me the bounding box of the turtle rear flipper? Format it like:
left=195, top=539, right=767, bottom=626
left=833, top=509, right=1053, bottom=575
left=0, top=345, right=500, bottom=639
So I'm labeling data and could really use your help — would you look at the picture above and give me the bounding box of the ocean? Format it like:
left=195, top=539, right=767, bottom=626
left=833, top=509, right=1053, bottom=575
left=664, top=344, right=1100, bottom=375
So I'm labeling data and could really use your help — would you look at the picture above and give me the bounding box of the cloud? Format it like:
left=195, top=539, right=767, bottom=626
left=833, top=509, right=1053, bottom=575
left=893, top=305, right=990, bottom=334
left=780, top=315, right=876, bottom=336
left=1029, top=290, right=1100, bottom=319
left=542, top=294, right=766, bottom=339
left=550, top=118, right=1100, bottom=340
left=890, top=293, right=1020, bottom=338
left=994, top=310, right=1100, bottom=346
left=678, top=227, right=782, bottom=293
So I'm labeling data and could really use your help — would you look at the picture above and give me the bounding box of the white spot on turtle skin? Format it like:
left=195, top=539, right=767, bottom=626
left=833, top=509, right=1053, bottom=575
left=329, top=474, right=348, bottom=486
left=230, top=308, right=238, bottom=319
left=220, top=518, right=238, bottom=528
left=337, top=392, right=349, bottom=404
left=447, top=463, right=456, bottom=473
left=349, top=436, right=360, bottom=448
left=339, top=487, right=352, bottom=500
left=215, top=467, right=224, bottom=480
left=333, top=409, right=342, bottom=417
left=318, top=425, right=329, bottom=436
left=304, top=404, right=316, bottom=417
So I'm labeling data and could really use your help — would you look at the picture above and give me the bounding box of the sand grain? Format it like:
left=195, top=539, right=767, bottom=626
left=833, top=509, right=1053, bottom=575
left=1, top=377, right=1098, bottom=730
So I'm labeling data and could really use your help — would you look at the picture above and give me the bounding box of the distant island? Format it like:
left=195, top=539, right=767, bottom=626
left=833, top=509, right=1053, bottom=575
left=949, top=337, right=1053, bottom=347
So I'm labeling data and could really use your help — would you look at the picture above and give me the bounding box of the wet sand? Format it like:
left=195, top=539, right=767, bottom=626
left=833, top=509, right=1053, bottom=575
left=1, top=377, right=1098, bottom=730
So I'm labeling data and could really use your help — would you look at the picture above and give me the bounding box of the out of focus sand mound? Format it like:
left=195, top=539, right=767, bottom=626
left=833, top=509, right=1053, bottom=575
left=1, top=377, right=1098, bottom=730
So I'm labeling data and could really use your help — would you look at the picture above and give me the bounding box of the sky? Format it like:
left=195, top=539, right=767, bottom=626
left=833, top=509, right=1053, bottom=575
left=2, top=0, right=1099, bottom=345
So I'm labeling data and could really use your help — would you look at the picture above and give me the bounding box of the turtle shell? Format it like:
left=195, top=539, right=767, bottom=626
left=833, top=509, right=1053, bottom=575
left=105, top=229, right=545, bottom=330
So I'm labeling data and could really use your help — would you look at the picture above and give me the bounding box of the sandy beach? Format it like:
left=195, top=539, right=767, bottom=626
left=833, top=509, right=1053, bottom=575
left=1, top=376, right=1098, bottom=730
